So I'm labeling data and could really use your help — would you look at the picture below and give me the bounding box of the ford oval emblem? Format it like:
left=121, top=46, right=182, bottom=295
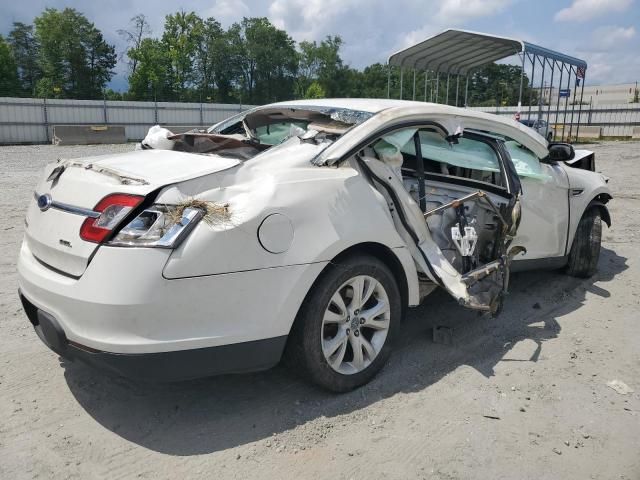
left=37, top=194, right=53, bottom=212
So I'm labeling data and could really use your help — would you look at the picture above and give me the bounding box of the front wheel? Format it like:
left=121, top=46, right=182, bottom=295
left=566, top=209, right=602, bottom=277
left=287, top=255, right=401, bottom=392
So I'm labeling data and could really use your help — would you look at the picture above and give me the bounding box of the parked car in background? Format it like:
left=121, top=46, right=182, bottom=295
left=520, top=118, right=555, bottom=141
left=18, top=99, right=611, bottom=392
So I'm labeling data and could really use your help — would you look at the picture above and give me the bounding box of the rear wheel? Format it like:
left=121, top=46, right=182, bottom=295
left=287, top=255, right=401, bottom=392
left=566, top=209, right=602, bottom=277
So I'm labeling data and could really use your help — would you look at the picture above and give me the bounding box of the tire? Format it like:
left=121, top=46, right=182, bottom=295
left=566, top=209, right=602, bottom=278
left=286, top=254, right=401, bottom=392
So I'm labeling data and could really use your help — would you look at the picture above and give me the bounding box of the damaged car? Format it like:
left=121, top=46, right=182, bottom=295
left=18, top=99, right=612, bottom=391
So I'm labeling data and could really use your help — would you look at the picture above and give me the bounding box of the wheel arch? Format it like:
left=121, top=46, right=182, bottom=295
left=585, top=193, right=612, bottom=227
left=330, top=242, right=411, bottom=316
left=290, top=242, right=414, bottom=335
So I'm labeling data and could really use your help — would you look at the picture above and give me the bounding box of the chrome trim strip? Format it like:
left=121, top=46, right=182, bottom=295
left=33, top=192, right=100, bottom=218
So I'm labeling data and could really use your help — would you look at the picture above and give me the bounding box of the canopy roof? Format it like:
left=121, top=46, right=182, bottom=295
left=388, top=29, right=587, bottom=75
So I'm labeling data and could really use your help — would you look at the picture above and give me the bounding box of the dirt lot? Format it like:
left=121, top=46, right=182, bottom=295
left=0, top=142, right=638, bottom=480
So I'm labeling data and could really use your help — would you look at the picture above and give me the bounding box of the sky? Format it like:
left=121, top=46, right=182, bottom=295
left=1, top=0, right=639, bottom=91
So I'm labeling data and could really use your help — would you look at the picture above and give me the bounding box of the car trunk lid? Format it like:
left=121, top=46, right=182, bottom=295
left=25, top=149, right=240, bottom=277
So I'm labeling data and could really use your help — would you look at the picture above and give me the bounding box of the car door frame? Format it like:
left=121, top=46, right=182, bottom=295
left=345, top=119, right=524, bottom=312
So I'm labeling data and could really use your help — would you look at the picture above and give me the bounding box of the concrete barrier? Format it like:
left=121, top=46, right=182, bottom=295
left=632, top=127, right=640, bottom=139
left=52, top=125, right=126, bottom=145
left=552, top=125, right=602, bottom=141
left=575, top=126, right=601, bottom=140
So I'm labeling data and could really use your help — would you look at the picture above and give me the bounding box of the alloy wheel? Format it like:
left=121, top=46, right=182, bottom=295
left=321, top=275, right=391, bottom=375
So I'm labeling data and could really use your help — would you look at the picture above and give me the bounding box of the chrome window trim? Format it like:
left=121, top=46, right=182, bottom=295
left=33, top=192, right=100, bottom=218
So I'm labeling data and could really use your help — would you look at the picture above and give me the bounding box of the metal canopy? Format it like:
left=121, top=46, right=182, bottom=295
left=388, top=29, right=587, bottom=75
left=386, top=29, right=589, bottom=142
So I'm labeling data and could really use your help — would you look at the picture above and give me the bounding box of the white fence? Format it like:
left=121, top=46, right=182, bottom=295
left=469, top=103, right=640, bottom=137
left=1, top=97, right=639, bottom=144
left=0, top=97, right=254, bottom=144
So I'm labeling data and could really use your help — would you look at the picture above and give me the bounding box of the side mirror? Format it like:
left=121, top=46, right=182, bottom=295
left=548, top=142, right=575, bottom=162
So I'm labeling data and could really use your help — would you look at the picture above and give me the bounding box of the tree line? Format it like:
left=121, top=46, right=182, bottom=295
left=0, top=8, right=535, bottom=107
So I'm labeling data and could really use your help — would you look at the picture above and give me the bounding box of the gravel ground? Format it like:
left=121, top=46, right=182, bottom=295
left=0, top=142, right=638, bottom=480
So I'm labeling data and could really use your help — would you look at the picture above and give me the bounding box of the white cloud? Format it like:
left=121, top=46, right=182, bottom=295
left=204, top=0, right=250, bottom=26
left=400, top=0, right=513, bottom=56
left=268, top=0, right=363, bottom=39
left=593, top=25, right=636, bottom=48
left=435, top=0, right=513, bottom=22
left=554, top=0, right=633, bottom=22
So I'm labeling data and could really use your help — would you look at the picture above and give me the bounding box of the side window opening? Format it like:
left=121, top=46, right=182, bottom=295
left=369, top=127, right=505, bottom=194
left=504, top=139, right=551, bottom=181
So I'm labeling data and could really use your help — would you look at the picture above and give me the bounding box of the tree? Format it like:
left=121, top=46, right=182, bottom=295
left=0, top=35, right=21, bottom=96
left=305, top=81, right=325, bottom=99
left=296, top=36, right=349, bottom=98
left=127, top=38, right=168, bottom=100
left=193, top=17, right=228, bottom=102
left=356, top=63, right=388, bottom=98
left=8, top=22, right=41, bottom=96
left=231, top=17, right=297, bottom=104
left=118, top=14, right=151, bottom=75
left=466, top=64, right=534, bottom=107
left=33, top=8, right=116, bottom=99
left=162, top=11, right=201, bottom=100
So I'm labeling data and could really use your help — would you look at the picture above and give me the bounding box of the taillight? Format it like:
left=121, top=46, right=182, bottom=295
left=80, top=193, right=144, bottom=243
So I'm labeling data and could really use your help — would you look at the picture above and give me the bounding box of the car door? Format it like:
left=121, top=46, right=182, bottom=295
left=353, top=124, right=524, bottom=314
left=504, top=140, right=570, bottom=263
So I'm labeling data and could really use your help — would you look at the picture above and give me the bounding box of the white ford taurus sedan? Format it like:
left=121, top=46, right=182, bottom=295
left=18, top=99, right=612, bottom=391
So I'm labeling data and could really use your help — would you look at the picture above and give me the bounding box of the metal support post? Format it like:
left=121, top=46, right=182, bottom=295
left=464, top=75, right=469, bottom=107
left=545, top=60, right=556, bottom=139
left=575, top=71, right=586, bottom=140
left=517, top=53, right=525, bottom=115
left=562, top=65, right=572, bottom=141
left=538, top=56, right=546, bottom=121
left=446, top=74, right=450, bottom=104
left=43, top=98, right=49, bottom=143
left=424, top=71, right=428, bottom=102
left=527, top=54, right=536, bottom=120
left=555, top=63, right=565, bottom=138
left=412, top=69, right=416, bottom=100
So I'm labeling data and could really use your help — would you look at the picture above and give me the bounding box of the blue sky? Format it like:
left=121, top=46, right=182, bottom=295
left=2, top=0, right=639, bottom=91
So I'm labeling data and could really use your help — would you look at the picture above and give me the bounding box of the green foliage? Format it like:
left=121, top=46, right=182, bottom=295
left=127, top=38, right=168, bottom=101
left=8, top=23, right=41, bottom=96
left=1, top=7, right=538, bottom=106
left=33, top=8, right=116, bottom=99
left=305, top=81, right=326, bottom=99
left=467, top=64, right=535, bottom=107
left=162, top=11, right=202, bottom=100
left=230, top=17, right=297, bottom=104
left=0, top=35, right=21, bottom=96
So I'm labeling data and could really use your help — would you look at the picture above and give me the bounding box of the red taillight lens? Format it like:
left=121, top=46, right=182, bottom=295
left=80, top=193, right=144, bottom=243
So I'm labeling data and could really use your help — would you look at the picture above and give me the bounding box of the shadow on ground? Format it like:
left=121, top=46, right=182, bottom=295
left=62, top=247, right=627, bottom=456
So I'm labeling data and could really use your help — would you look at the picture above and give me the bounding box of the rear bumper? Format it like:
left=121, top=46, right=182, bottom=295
left=20, top=291, right=287, bottom=382
left=17, top=240, right=326, bottom=354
